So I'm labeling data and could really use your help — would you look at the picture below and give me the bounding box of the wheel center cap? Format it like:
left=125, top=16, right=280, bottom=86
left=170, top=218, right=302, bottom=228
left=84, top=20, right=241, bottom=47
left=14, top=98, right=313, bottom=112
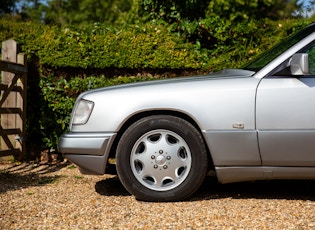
left=155, top=155, right=166, bottom=165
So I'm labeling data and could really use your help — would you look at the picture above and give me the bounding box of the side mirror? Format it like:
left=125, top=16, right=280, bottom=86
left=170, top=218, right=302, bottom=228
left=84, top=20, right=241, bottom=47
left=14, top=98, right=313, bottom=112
left=290, top=53, right=309, bottom=75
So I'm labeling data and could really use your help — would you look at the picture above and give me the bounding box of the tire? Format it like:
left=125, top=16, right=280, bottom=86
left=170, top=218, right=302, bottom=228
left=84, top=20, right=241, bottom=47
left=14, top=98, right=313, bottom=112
left=116, top=115, right=208, bottom=202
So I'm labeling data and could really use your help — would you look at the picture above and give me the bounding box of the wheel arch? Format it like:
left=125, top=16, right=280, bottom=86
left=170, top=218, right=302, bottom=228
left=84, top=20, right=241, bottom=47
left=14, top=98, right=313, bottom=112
left=107, top=110, right=214, bottom=171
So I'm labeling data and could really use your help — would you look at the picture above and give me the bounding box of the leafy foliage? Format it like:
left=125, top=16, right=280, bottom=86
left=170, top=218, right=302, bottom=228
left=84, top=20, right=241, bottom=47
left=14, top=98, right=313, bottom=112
left=141, top=0, right=211, bottom=23
left=206, top=0, right=302, bottom=21
left=140, top=0, right=303, bottom=24
left=0, top=21, right=211, bottom=70
left=0, top=0, right=16, bottom=15
left=44, top=0, right=132, bottom=26
left=1, top=0, right=309, bottom=26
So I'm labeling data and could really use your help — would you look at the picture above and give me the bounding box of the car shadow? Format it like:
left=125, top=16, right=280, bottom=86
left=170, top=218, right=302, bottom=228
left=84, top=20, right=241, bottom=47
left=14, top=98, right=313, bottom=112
left=95, top=175, right=315, bottom=201
left=95, top=176, right=130, bottom=196
left=190, top=176, right=315, bottom=202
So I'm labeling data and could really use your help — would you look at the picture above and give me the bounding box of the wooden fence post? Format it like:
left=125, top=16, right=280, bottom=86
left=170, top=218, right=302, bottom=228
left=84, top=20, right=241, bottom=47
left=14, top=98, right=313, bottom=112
left=16, top=53, right=27, bottom=159
left=1, top=40, right=17, bottom=156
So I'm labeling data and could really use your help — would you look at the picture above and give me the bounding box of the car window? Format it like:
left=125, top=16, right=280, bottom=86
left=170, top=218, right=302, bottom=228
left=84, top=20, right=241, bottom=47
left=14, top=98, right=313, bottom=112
left=306, top=45, right=315, bottom=75
left=269, top=41, right=315, bottom=77
left=243, top=23, right=315, bottom=72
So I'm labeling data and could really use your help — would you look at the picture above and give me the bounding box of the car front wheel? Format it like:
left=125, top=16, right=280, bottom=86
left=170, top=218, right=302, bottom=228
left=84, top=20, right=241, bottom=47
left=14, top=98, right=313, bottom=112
left=116, top=115, right=208, bottom=201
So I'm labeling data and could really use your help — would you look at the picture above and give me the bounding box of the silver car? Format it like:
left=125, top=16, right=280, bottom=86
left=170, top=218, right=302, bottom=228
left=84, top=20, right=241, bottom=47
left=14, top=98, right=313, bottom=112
left=58, top=22, right=315, bottom=201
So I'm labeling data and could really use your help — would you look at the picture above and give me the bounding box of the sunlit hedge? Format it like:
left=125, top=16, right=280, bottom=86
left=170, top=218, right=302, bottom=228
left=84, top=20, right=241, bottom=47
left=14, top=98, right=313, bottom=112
left=0, top=22, right=210, bottom=70
left=1, top=19, right=310, bottom=72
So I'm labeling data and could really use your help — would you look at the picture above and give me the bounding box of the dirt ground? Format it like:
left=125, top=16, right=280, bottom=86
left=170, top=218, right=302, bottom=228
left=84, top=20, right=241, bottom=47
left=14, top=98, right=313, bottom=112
left=1, top=161, right=315, bottom=229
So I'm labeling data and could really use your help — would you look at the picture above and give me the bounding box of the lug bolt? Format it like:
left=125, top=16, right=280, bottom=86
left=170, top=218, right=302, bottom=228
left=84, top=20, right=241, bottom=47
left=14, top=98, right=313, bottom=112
left=151, top=155, right=155, bottom=159
left=166, top=156, right=171, bottom=160
left=163, top=165, right=168, bottom=169
left=159, top=150, right=163, bottom=154
left=154, top=165, right=158, bottom=169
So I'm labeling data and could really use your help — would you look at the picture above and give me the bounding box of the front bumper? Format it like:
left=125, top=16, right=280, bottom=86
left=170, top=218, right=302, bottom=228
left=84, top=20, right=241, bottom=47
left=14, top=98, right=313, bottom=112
left=58, top=132, right=116, bottom=175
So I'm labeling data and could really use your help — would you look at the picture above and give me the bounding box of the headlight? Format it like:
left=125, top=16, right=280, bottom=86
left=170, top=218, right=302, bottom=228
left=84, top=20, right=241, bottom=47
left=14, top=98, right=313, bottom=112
left=72, top=99, right=94, bottom=125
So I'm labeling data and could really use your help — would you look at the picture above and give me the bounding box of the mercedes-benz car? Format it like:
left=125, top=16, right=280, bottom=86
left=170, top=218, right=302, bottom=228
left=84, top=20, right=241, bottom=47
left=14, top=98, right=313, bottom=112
left=58, top=22, right=315, bottom=201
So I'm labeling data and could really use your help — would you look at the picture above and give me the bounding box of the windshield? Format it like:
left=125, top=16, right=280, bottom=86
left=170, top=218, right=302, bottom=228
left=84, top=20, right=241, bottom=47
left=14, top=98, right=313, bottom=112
left=243, top=22, right=315, bottom=71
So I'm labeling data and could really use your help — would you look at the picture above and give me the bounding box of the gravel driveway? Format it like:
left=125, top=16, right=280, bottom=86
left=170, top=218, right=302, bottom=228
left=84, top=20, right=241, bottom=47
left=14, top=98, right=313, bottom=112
left=1, top=161, right=315, bottom=229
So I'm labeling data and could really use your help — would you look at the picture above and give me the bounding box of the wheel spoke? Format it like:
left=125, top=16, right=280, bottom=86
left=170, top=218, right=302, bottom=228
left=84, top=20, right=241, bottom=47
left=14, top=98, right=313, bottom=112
left=155, top=171, right=176, bottom=188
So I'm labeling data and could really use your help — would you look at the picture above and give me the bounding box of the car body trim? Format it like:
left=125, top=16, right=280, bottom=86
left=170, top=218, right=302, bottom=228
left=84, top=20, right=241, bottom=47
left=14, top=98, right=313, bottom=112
left=58, top=132, right=117, bottom=175
left=258, top=130, right=315, bottom=166
left=58, top=132, right=116, bottom=156
left=216, top=166, right=315, bottom=184
left=203, top=130, right=261, bottom=166
left=65, top=154, right=107, bottom=175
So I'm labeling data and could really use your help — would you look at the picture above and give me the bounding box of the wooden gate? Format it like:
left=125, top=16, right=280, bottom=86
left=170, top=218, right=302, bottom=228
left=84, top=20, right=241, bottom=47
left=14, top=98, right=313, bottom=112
left=0, top=40, right=27, bottom=160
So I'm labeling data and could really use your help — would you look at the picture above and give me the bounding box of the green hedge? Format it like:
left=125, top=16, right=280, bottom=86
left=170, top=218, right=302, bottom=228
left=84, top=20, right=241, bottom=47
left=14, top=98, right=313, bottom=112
left=0, top=21, right=210, bottom=70
left=0, top=18, right=311, bottom=158
left=1, top=19, right=310, bottom=71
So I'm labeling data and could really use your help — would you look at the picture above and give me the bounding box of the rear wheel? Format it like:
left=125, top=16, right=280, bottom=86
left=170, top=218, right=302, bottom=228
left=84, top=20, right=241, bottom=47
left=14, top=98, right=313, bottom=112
left=116, top=115, right=208, bottom=201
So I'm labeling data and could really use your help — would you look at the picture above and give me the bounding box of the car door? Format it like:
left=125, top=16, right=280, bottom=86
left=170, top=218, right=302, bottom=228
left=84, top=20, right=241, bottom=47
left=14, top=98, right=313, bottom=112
left=256, top=43, right=315, bottom=166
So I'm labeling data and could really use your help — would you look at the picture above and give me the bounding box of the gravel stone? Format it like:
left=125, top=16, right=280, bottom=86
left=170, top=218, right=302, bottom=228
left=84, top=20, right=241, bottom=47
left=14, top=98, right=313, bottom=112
left=1, top=162, right=315, bottom=229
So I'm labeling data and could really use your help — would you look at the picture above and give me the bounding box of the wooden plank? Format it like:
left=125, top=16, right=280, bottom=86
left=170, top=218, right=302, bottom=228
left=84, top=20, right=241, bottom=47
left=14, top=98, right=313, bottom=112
left=0, top=60, right=27, bottom=74
left=0, top=128, right=21, bottom=136
left=1, top=40, right=18, bottom=153
left=0, top=75, right=21, bottom=107
left=16, top=53, right=27, bottom=159
left=1, top=132, right=16, bottom=151
left=0, top=84, right=22, bottom=93
left=0, top=40, right=27, bottom=160
left=0, top=108, right=22, bottom=114
left=0, top=149, right=20, bottom=157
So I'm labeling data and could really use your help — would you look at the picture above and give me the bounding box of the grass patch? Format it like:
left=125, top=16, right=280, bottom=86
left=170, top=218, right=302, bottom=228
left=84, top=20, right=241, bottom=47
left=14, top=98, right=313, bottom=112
left=74, top=175, right=84, bottom=179
left=67, top=165, right=77, bottom=169
left=38, top=175, right=64, bottom=185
